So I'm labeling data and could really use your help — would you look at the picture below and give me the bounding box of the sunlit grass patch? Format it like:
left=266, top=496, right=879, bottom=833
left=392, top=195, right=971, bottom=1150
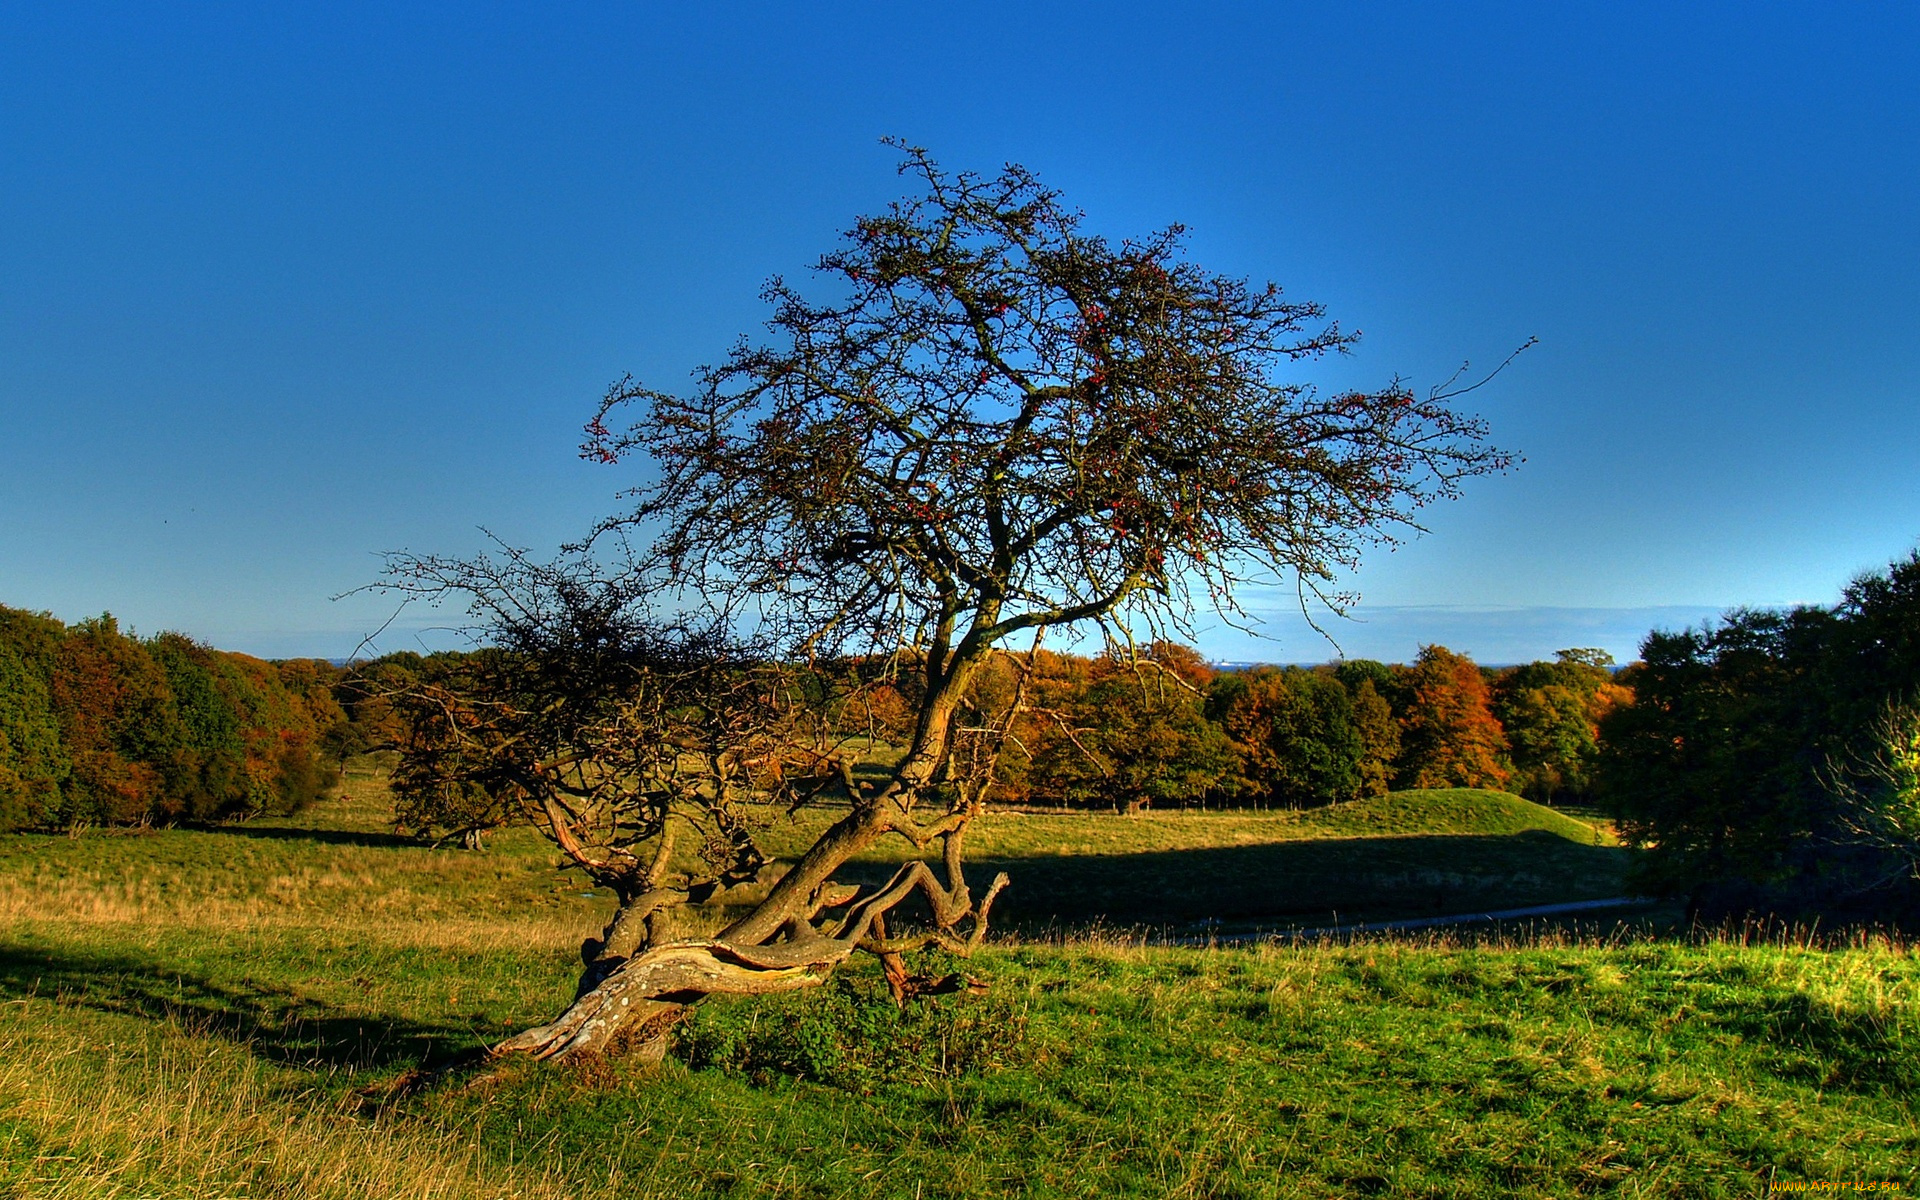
left=0, top=998, right=573, bottom=1200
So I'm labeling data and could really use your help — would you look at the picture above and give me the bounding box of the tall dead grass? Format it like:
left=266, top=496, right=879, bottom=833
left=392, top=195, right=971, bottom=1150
left=0, top=883, right=595, bottom=960
left=0, top=1003, right=573, bottom=1200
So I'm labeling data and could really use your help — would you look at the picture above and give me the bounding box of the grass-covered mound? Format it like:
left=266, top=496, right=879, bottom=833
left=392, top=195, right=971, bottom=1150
left=0, top=781, right=1632, bottom=949
left=1295, top=787, right=1612, bottom=843
left=775, top=788, right=1610, bottom=865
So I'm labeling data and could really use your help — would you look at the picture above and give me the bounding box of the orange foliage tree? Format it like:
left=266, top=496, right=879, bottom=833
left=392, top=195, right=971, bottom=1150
left=1395, top=644, right=1510, bottom=790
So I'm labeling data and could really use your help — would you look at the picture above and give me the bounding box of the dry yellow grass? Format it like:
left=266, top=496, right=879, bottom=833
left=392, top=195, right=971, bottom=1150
left=0, top=772, right=608, bottom=945
left=0, top=1002, right=573, bottom=1200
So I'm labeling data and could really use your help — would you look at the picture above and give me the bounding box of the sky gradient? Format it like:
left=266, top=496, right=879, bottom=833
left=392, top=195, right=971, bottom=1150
left=3, top=3, right=1916, bottom=664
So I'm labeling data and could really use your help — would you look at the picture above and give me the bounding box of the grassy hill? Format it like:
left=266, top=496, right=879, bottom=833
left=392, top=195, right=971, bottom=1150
left=819, top=788, right=1631, bottom=934
left=761, top=787, right=1613, bottom=861
left=1, top=775, right=1913, bottom=1197
left=1289, top=787, right=1611, bottom=842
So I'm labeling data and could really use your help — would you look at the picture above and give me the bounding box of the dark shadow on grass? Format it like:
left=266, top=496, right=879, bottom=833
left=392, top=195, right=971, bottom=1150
left=842, top=830, right=1634, bottom=934
left=0, top=942, right=493, bottom=1073
left=1706, top=989, right=1918, bottom=1094
left=198, top=823, right=422, bottom=849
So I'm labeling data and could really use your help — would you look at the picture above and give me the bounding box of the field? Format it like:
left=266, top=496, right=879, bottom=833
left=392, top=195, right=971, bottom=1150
left=1, top=773, right=1914, bottom=1197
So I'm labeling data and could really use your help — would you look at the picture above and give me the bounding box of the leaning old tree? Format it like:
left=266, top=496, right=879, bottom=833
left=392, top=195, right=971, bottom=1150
left=385, top=144, right=1511, bottom=1061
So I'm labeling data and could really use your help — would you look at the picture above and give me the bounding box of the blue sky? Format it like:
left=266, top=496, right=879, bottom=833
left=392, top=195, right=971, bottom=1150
left=3, top=3, right=1916, bottom=664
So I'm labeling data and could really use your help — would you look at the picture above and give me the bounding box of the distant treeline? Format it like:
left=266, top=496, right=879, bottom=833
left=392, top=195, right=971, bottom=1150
left=0, top=608, right=349, bottom=831
left=0, top=604, right=1627, bottom=830
left=949, top=642, right=1628, bottom=812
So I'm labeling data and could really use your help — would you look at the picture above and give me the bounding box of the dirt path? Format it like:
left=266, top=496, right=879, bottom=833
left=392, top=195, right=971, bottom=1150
left=1160, top=896, right=1663, bottom=945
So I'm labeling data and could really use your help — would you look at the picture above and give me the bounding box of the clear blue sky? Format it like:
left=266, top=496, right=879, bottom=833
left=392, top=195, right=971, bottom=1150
left=3, top=3, right=1916, bottom=664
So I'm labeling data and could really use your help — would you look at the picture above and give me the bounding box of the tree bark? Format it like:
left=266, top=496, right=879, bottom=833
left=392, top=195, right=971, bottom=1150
left=495, top=940, right=848, bottom=1060
left=495, top=859, right=1007, bottom=1062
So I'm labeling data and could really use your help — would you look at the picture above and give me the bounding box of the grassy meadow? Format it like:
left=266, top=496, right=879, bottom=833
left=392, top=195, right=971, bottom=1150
left=1, top=770, right=1914, bottom=1197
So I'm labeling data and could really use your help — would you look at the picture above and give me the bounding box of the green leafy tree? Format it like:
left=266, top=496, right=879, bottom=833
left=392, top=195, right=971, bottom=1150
left=214, top=650, right=337, bottom=815
left=1027, top=653, right=1241, bottom=810
left=0, top=608, right=341, bottom=829
left=1601, top=552, right=1920, bottom=911
left=146, top=634, right=252, bottom=821
left=48, top=616, right=186, bottom=825
left=985, top=647, right=1093, bottom=806
left=1213, top=667, right=1365, bottom=807
left=1599, top=609, right=1841, bottom=895
left=1492, top=649, right=1628, bottom=803
left=1334, top=658, right=1401, bottom=704
left=1330, top=658, right=1405, bottom=796
left=1348, top=676, right=1400, bottom=798
left=275, top=658, right=355, bottom=763
left=0, top=610, right=69, bottom=830
left=332, top=652, right=465, bottom=760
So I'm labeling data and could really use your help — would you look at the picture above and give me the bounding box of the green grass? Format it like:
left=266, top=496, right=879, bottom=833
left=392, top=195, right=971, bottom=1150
left=0, top=778, right=1913, bottom=1197
left=0, top=772, right=595, bottom=931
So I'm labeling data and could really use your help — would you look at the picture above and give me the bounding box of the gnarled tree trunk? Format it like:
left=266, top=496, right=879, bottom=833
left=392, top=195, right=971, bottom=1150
left=496, top=849, right=1006, bottom=1062
left=491, top=656, right=1016, bottom=1063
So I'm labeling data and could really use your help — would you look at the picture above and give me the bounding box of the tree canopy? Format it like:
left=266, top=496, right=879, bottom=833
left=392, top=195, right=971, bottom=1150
left=384, top=144, right=1513, bottom=1061
left=0, top=607, right=345, bottom=831
left=582, top=144, right=1510, bottom=670
left=1600, top=551, right=1920, bottom=918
